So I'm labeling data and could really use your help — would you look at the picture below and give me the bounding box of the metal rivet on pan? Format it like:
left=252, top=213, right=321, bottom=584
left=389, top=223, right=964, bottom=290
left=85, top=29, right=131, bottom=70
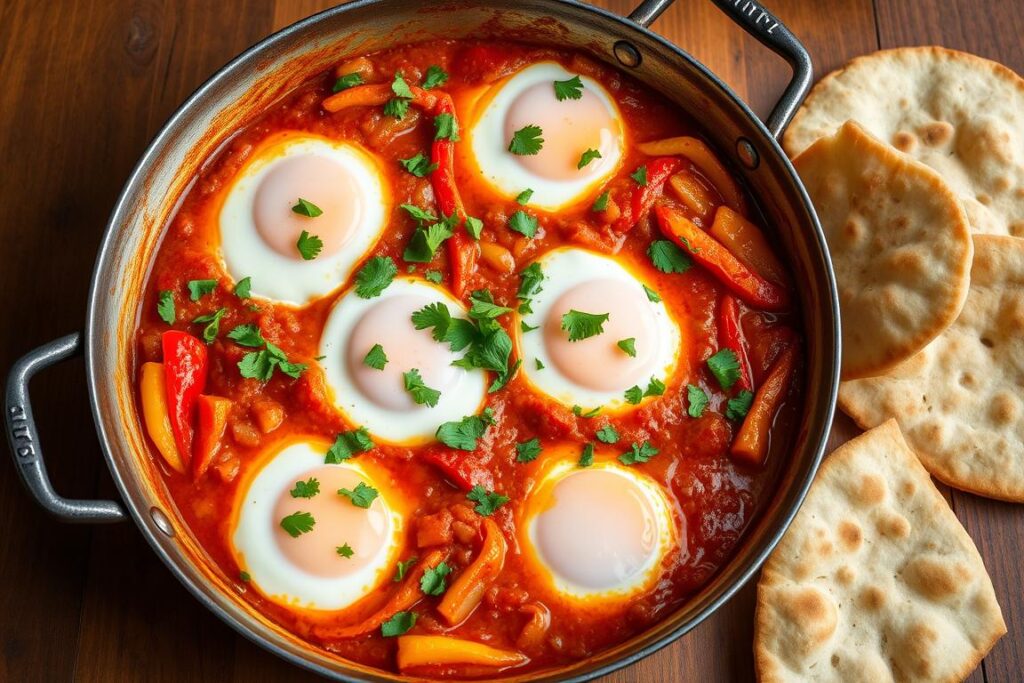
left=150, top=506, right=175, bottom=537
left=613, top=41, right=642, bottom=68
left=736, top=137, right=760, bottom=170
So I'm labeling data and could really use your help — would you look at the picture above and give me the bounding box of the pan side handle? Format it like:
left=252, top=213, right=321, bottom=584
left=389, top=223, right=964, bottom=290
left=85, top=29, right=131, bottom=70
left=5, top=333, right=126, bottom=523
left=628, top=0, right=813, bottom=139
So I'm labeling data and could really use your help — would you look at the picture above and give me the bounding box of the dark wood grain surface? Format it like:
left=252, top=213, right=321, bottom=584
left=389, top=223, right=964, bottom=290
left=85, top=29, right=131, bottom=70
left=0, top=1, right=1020, bottom=681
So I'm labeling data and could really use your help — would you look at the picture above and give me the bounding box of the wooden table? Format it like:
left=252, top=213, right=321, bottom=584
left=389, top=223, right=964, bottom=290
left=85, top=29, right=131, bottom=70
left=1, top=1, right=1020, bottom=680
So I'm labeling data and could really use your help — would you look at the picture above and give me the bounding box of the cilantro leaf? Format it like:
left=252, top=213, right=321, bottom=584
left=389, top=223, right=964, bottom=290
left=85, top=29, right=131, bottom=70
left=336, top=543, right=354, bottom=558
left=404, top=216, right=456, bottom=262
left=422, top=65, right=448, bottom=89
left=325, top=427, right=374, bottom=463
left=469, top=292, right=512, bottom=320
left=394, top=557, right=417, bottom=582
left=435, top=410, right=493, bottom=451
left=596, top=424, right=619, bottom=444
left=630, top=165, right=648, bottom=186
left=508, top=210, right=538, bottom=238
left=508, top=125, right=543, bottom=155
left=561, top=309, right=609, bottom=341
left=521, top=321, right=538, bottom=332
left=337, top=481, right=379, bottom=508
left=157, top=290, right=175, bottom=325
left=355, top=256, right=397, bottom=298
left=515, top=437, right=543, bottom=463
left=515, top=188, right=534, bottom=205
left=535, top=358, right=545, bottom=370
left=188, top=279, right=217, bottom=301
left=643, top=284, right=661, bottom=302
left=578, top=148, right=602, bottom=169
left=434, top=112, right=459, bottom=141
left=296, top=231, right=323, bottom=260
left=332, top=72, right=363, bottom=92
left=381, top=611, right=416, bottom=637
left=687, top=384, right=709, bottom=418
left=646, top=377, right=666, bottom=397
left=464, top=216, right=483, bottom=240
left=390, top=72, right=414, bottom=98
left=726, top=389, right=755, bottom=420
left=553, top=75, right=583, bottom=101
left=238, top=350, right=276, bottom=381
left=291, top=198, right=323, bottom=217
left=707, top=349, right=742, bottom=390
left=403, top=368, right=441, bottom=407
left=411, top=301, right=453, bottom=341
left=401, top=203, right=438, bottom=223
left=573, top=404, right=601, bottom=418
left=383, top=96, right=410, bottom=119
left=399, top=152, right=438, bottom=177
left=617, top=337, right=636, bottom=357
left=517, top=262, right=544, bottom=300
left=423, top=269, right=442, bottom=284
left=290, top=478, right=320, bottom=499
left=624, top=385, right=644, bottom=405
left=193, top=308, right=227, bottom=344
left=234, top=276, right=252, bottom=299
left=619, top=441, right=659, bottom=465
left=647, top=240, right=692, bottom=274
left=466, top=485, right=509, bottom=516
left=591, top=191, right=610, bottom=212
left=280, top=511, right=315, bottom=538
left=227, top=323, right=265, bottom=348
left=578, top=443, right=595, bottom=467
left=363, top=344, right=388, bottom=370
left=419, top=561, right=451, bottom=596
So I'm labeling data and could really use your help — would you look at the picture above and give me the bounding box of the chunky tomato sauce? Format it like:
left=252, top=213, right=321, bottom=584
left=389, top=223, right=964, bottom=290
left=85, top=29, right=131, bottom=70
left=134, top=39, right=801, bottom=677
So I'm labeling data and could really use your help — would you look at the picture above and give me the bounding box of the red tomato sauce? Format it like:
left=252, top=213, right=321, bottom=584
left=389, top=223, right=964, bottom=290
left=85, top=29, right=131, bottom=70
left=133, top=39, right=802, bottom=677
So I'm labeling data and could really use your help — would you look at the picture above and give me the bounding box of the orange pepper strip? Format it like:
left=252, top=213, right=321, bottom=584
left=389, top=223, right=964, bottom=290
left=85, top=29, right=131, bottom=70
left=396, top=635, right=527, bottom=672
left=709, top=206, right=789, bottom=286
left=310, top=549, right=446, bottom=640
left=655, top=204, right=790, bottom=312
left=668, top=170, right=717, bottom=223
left=638, top=136, right=746, bottom=214
left=437, top=518, right=507, bottom=625
left=731, top=346, right=797, bottom=467
left=139, top=362, right=185, bottom=474
left=193, top=395, right=231, bottom=480
left=322, top=83, right=437, bottom=114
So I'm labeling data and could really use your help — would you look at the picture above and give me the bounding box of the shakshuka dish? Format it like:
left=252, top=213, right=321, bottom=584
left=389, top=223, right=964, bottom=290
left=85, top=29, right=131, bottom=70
left=134, top=39, right=801, bottom=677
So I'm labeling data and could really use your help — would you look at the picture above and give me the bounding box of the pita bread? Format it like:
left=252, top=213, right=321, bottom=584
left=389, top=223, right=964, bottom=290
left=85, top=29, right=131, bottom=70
left=784, top=47, right=1024, bottom=237
left=755, top=420, right=1006, bottom=682
left=792, top=121, right=972, bottom=380
left=840, top=235, right=1024, bottom=501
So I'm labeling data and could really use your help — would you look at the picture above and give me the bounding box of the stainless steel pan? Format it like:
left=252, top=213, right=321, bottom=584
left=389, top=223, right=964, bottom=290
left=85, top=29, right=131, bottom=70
left=5, top=0, right=839, bottom=680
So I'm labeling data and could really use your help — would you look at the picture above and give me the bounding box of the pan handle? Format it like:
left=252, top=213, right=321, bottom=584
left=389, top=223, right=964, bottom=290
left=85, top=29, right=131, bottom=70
left=5, top=333, right=126, bottom=523
left=628, top=0, right=813, bottom=139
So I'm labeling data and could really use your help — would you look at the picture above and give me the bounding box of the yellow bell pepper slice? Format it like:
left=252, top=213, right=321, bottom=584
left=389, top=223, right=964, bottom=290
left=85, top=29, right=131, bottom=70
left=140, top=362, right=185, bottom=473
left=396, top=635, right=527, bottom=672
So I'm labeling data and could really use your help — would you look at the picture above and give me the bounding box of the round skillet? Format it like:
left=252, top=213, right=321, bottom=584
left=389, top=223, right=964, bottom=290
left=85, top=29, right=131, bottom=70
left=5, top=0, right=839, bottom=680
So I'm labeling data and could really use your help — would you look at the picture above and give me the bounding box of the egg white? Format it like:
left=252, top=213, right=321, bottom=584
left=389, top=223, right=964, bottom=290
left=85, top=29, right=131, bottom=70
left=468, top=62, right=624, bottom=210
left=219, top=134, right=388, bottom=305
left=319, top=277, right=488, bottom=444
left=519, top=455, right=676, bottom=601
left=231, top=440, right=403, bottom=611
left=517, top=247, right=681, bottom=411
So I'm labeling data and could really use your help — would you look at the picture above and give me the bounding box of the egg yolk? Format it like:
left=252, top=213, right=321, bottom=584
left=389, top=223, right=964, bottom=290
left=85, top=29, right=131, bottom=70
left=253, top=154, right=365, bottom=259
left=271, top=465, right=390, bottom=578
left=544, top=278, right=663, bottom=391
left=533, top=468, right=660, bottom=590
left=346, top=294, right=464, bottom=411
left=503, top=81, right=620, bottom=181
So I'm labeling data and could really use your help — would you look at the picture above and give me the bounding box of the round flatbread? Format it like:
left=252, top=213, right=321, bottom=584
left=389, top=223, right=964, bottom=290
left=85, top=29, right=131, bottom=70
left=840, top=235, right=1024, bottom=501
left=755, top=420, right=1006, bottom=683
left=792, top=121, right=972, bottom=380
left=784, top=47, right=1024, bottom=237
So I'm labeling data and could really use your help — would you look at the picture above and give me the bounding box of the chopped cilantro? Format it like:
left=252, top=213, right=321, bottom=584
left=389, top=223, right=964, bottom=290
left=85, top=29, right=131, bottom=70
left=354, top=256, right=397, bottom=298
left=233, top=277, right=252, bottom=299
left=296, top=230, right=323, bottom=260
left=517, top=262, right=544, bottom=300
left=515, top=188, right=534, bottom=205
left=391, top=72, right=414, bottom=98
left=384, top=97, right=410, bottom=118
left=332, top=72, right=363, bottom=92
left=464, top=216, right=483, bottom=240
left=394, top=557, right=417, bottom=582
left=624, top=385, right=644, bottom=405
left=515, top=437, right=543, bottom=463
left=726, top=389, right=755, bottom=420
left=290, top=478, right=320, bottom=499
left=687, top=384, right=709, bottom=418
left=404, top=215, right=457, bottom=262
left=291, top=198, right=323, bottom=217
left=596, top=424, right=619, bottom=444
left=647, top=240, right=692, bottom=274
left=535, top=358, right=545, bottom=370
left=466, top=485, right=509, bottom=516
left=401, top=203, right=437, bottom=223
left=617, top=337, right=636, bottom=357
left=591, top=191, right=610, bottom=212
left=422, top=65, right=448, bottom=89
left=381, top=611, right=416, bottom=637
left=553, top=75, right=583, bottom=101
left=336, top=543, right=354, bottom=558
left=521, top=321, right=538, bottom=332
left=646, top=376, right=666, bottom=396
left=561, top=309, right=609, bottom=341
left=578, top=443, right=595, bottom=467
left=435, top=409, right=494, bottom=451
left=573, top=404, right=601, bottom=418
left=157, top=290, right=175, bottom=324
left=434, top=112, right=459, bottom=141
left=193, top=307, right=226, bottom=344
left=279, top=511, right=315, bottom=538
left=508, top=210, right=538, bottom=238
left=403, top=368, right=441, bottom=407
left=363, top=344, right=388, bottom=370
left=399, top=152, right=438, bottom=177
left=643, top=284, right=661, bottom=302
left=619, top=441, right=659, bottom=465
left=325, top=427, right=374, bottom=463
left=578, top=148, right=602, bottom=169
left=239, top=571, right=250, bottom=583
left=187, top=279, right=217, bottom=301
left=630, top=165, right=649, bottom=186
left=238, top=341, right=306, bottom=382
left=226, top=323, right=264, bottom=347
left=508, top=124, right=544, bottom=155
left=707, top=348, right=742, bottom=390
left=419, top=561, right=451, bottom=596
left=424, top=269, right=443, bottom=284
left=337, top=481, right=379, bottom=509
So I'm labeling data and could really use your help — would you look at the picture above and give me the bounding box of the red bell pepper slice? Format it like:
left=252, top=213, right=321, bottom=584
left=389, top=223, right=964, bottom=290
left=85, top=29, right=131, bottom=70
left=718, top=294, right=753, bottom=391
left=655, top=204, right=790, bottom=312
left=613, top=157, right=682, bottom=232
left=419, top=447, right=494, bottom=492
left=161, top=330, right=208, bottom=464
left=430, top=94, right=477, bottom=299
